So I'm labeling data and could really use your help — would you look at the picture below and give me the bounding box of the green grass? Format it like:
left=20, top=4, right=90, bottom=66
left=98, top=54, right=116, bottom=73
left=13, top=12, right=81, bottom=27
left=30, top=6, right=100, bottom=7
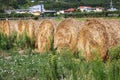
left=0, top=32, right=120, bottom=80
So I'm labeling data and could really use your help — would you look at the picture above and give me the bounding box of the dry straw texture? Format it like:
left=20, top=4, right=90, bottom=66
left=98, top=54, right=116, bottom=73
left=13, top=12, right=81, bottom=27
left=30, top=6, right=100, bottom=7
left=33, top=20, right=42, bottom=48
left=9, top=20, right=18, bottom=33
left=77, top=19, right=108, bottom=61
left=98, top=19, right=120, bottom=47
left=0, top=18, right=120, bottom=57
left=54, top=18, right=80, bottom=52
left=25, top=20, right=35, bottom=39
left=0, top=21, right=2, bottom=32
left=37, top=19, right=54, bottom=53
left=17, top=20, right=26, bottom=36
left=1, top=20, right=10, bottom=35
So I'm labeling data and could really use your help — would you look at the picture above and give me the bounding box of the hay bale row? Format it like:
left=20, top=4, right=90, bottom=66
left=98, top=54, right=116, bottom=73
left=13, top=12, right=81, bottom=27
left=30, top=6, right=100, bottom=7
left=0, top=18, right=120, bottom=61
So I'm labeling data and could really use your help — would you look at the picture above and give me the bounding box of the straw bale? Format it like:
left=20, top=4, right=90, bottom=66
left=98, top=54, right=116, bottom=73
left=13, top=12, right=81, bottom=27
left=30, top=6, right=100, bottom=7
left=9, top=20, right=18, bottom=33
left=17, top=20, right=26, bottom=36
left=25, top=20, right=35, bottom=39
left=37, top=19, right=54, bottom=53
left=54, top=18, right=80, bottom=52
left=32, top=20, right=43, bottom=48
left=77, top=19, right=108, bottom=61
left=33, top=20, right=42, bottom=37
left=98, top=19, right=120, bottom=47
left=0, top=21, right=3, bottom=32
left=1, top=20, right=10, bottom=35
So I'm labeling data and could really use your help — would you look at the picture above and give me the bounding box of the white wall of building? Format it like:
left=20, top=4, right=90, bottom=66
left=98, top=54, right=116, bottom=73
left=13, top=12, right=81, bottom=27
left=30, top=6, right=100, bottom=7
left=29, top=4, right=45, bottom=13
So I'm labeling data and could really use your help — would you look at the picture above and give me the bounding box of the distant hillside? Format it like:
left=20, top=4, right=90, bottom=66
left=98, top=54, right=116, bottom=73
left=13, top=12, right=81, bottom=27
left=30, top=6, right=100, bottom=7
left=43, top=0, right=120, bottom=10
left=0, top=0, right=120, bottom=12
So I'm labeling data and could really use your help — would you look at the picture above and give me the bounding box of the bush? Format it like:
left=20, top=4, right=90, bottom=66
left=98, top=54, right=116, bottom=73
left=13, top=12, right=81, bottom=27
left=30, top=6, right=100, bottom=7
left=33, top=16, right=39, bottom=20
left=109, top=46, right=120, bottom=61
left=0, top=49, right=120, bottom=80
left=0, top=32, right=17, bottom=50
left=0, top=32, right=35, bottom=50
left=0, top=31, right=120, bottom=80
left=0, top=13, right=34, bottom=18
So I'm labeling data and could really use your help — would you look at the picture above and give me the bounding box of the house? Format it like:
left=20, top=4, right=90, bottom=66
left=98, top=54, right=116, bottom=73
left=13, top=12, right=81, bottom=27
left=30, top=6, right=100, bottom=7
left=5, top=4, right=45, bottom=15
left=15, top=9, right=30, bottom=14
left=94, top=7, right=104, bottom=12
left=32, top=11, right=41, bottom=16
left=64, top=8, right=76, bottom=13
left=5, top=9, right=29, bottom=14
left=29, top=4, right=45, bottom=13
left=78, top=6, right=92, bottom=12
left=107, top=0, right=118, bottom=11
left=107, top=8, right=118, bottom=11
left=43, top=10, right=56, bottom=17
left=57, top=10, right=64, bottom=15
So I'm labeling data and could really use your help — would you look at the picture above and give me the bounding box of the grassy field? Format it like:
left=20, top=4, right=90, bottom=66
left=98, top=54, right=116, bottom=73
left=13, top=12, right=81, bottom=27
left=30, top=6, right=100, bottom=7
left=0, top=31, right=120, bottom=80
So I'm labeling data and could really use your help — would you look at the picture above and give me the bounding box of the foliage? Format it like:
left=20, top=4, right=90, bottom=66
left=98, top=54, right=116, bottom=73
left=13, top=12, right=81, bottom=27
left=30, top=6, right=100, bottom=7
left=33, top=16, right=39, bottom=20
left=0, top=32, right=16, bottom=50
left=0, top=49, right=120, bottom=80
left=0, top=32, right=35, bottom=50
left=0, top=32, right=120, bottom=80
left=64, top=11, right=120, bottom=18
left=0, top=0, right=120, bottom=13
left=109, top=46, right=120, bottom=61
left=1, top=11, right=119, bottom=19
left=0, top=13, right=34, bottom=18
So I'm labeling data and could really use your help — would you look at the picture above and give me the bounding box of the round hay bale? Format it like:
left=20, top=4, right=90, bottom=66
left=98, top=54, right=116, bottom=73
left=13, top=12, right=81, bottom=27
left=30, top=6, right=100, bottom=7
left=0, top=21, right=3, bottom=32
left=33, top=20, right=43, bottom=49
left=33, top=20, right=42, bottom=38
left=54, top=18, right=80, bottom=52
left=1, top=20, right=10, bottom=36
left=17, top=20, right=26, bottom=36
left=98, top=19, right=120, bottom=47
left=77, top=19, right=108, bottom=61
left=37, top=19, right=54, bottom=53
left=25, top=20, right=35, bottom=39
left=9, top=20, right=18, bottom=33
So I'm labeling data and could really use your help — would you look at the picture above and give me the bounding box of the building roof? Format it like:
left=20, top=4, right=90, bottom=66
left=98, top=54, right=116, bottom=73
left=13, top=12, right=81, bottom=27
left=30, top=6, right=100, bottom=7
left=64, top=8, right=76, bottom=12
left=79, top=6, right=92, bottom=9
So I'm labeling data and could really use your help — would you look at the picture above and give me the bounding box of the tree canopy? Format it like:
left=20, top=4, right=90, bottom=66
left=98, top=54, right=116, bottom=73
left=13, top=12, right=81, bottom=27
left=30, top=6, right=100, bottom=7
left=0, top=0, right=120, bottom=13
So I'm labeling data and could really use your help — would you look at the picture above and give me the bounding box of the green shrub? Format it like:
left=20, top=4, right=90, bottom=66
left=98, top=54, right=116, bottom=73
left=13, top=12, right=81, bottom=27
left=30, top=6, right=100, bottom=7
left=0, top=31, right=120, bottom=80
left=64, top=11, right=120, bottom=18
left=0, top=32, right=35, bottom=50
left=0, top=49, right=120, bottom=80
left=0, top=32, right=17, bottom=50
left=0, top=13, right=34, bottom=18
left=109, top=46, right=120, bottom=61
left=33, top=16, right=39, bottom=20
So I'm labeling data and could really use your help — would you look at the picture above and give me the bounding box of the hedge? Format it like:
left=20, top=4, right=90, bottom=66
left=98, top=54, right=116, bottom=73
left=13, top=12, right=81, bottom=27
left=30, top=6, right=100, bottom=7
left=64, top=11, right=120, bottom=18
left=0, top=13, right=34, bottom=18
left=0, top=11, right=120, bottom=18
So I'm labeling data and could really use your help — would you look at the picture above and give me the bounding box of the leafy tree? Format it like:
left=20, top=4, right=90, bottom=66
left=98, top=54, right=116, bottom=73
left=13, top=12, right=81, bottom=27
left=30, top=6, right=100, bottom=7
left=0, top=0, right=120, bottom=13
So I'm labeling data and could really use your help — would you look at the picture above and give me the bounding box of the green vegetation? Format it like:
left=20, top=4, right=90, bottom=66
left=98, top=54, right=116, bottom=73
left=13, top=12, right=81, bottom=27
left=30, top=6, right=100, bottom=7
left=0, top=32, right=35, bottom=50
left=0, top=0, right=120, bottom=13
left=0, top=13, right=34, bottom=18
left=0, top=32, right=120, bottom=80
left=0, top=11, right=119, bottom=19
left=64, top=11, right=120, bottom=18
